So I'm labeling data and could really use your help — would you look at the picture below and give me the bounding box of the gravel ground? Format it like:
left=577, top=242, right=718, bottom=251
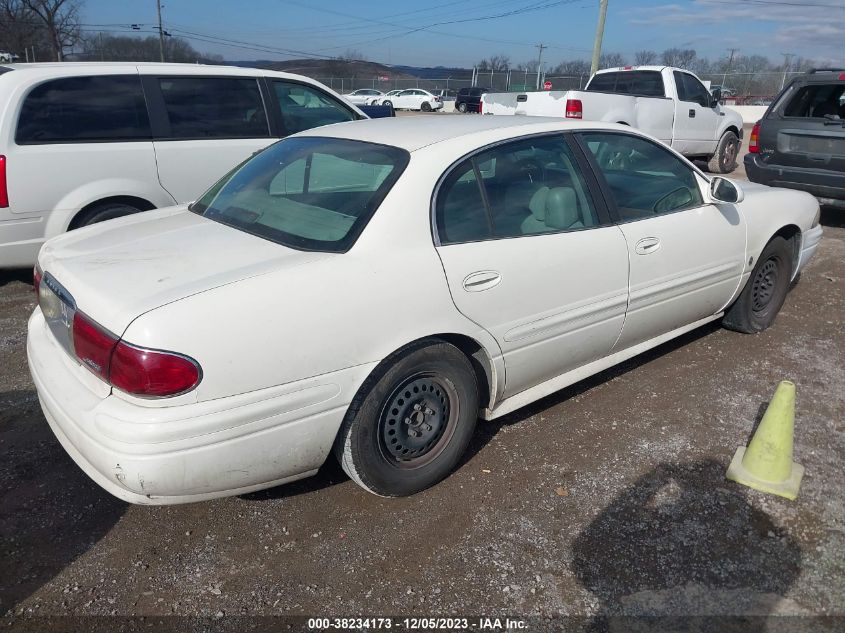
left=1, top=130, right=843, bottom=632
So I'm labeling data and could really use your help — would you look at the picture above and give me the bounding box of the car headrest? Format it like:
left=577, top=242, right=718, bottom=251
left=544, top=187, right=579, bottom=229
left=528, top=187, right=550, bottom=220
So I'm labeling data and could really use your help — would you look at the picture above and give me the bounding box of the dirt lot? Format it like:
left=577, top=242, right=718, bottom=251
left=1, top=128, right=844, bottom=631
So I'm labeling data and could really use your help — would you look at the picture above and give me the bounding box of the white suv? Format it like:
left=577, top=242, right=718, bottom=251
left=0, top=62, right=365, bottom=268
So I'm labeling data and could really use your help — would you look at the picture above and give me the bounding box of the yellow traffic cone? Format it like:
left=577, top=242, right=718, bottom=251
left=726, top=380, right=804, bottom=500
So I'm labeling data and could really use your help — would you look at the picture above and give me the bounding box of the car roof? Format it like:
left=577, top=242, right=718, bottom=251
left=0, top=61, right=317, bottom=81
left=295, top=115, right=631, bottom=152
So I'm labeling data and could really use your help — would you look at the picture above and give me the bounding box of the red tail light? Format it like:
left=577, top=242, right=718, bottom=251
left=749, top=122, right=760, bottom=154
left=33, top=265, right=43, bottom=294
left=0, top=155, right=8, bottom=208
left=73, top=311, right=118, bottom=381
left=71, top=309, right=200, bottom=397
left=479, top=99, right=483, bottom=114
left=109, top=342, right=201, bottom=397
left=565, top=99, right=583, bottom=119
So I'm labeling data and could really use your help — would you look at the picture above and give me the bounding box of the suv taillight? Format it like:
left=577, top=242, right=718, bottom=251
left=749, top=122, right=761, bottom=154
left=71, top=310, right=200, bottom=397
left=0, top=155, right=8, bottom=208
left=565, top=99, right=583, bottom=119
left=479, top=99, right=483, bottom=114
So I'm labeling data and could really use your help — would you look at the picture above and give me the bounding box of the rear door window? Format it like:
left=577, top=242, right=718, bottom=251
left=16, top=75, right=150, bottom=144
left=782, top=83, right=845, bottom=118
left=272, top=80, right=357, bottom=135
left=158, top=76, right=269, bottom=139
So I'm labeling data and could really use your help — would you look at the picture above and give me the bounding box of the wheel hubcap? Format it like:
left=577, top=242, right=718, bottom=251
left=752, top=258, right=779, bottom=313
left=723, top=141, right=737, bottom=168
left=379, top=376, right=453, bottom=466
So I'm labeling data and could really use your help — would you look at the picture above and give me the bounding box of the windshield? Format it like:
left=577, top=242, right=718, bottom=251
left=191, top=137, right=409, bottom=252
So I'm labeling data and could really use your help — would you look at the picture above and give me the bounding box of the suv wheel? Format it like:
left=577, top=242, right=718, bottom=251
left=458, top=102, right=468, bottom=113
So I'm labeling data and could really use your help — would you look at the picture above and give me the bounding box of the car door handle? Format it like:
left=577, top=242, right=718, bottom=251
left=634, top=237, right=661, bottom=255
left=462, top=270, right=502, bottom=292
left=688, top=109, right=696, bottom=118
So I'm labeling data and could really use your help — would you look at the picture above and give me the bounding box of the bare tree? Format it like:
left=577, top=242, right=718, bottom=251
left=634, top=50, right=657, bottom=65
left=23, top=0, right=81, bottom=61
left=488, top=54, right=510, bottom=71
left=599, top=52, right=626, bottom=68
left=661, top=47, right=696, bottom=69
left=337, top=48, right=366, bottom=61
left=82, top=34, right=222, bottom=64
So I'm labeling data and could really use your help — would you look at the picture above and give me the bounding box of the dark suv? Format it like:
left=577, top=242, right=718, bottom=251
left=745, top=69, right=845, bottom=208
left=455, top=87, right=489, bottom=113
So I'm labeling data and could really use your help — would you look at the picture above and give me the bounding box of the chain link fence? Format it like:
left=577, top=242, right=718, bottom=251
left=313, top=70, right=810, bottom=101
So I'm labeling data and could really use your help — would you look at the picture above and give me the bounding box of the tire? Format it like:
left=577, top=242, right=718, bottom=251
left=334, top=340, right=479, bottom=497
left=723, top=236, right=792, bottom=333
left=382, top=100, right=393, bottom=108
left=458, top=102, right=468, bottom=113
left=421, top=101, right=432, bottom=112
left=70, top=201, right=146, bottom=229
left=707, top=130, right=740, bottom=174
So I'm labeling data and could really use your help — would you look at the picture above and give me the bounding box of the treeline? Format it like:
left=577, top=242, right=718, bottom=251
left=477, top=48, right=825, bottom=95
left=1, top=0, right=221, bottom=63
left=78, top=34, right=223, bottom=64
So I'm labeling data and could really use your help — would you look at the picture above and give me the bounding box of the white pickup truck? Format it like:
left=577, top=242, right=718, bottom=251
left=481, top=66, right=744, bottom=173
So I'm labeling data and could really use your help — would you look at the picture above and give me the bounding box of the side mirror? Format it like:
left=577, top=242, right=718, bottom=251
left=711, top=88, right=722, bottom=106
left=710, top=177, right=744, bottom=204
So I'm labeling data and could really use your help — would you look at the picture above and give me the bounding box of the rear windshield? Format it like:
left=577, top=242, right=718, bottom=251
left=782, top=83, right=845, bottom=118
left=586, top=71, right=665, bottom=97
left=191, top=137, right=409, bottom=252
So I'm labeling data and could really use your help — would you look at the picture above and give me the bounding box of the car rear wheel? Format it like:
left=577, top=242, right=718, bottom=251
left=723, top=236, right=792, bottom=333
left=70, top=201, right=147, bottom=229
left=421, top=101, right=432, bottom=112
left=458, top=102, right=468, bottom=113
left=334, top=340, right=479, bottom=497
left=382, top=100, right=393, bottom=108
left=708, top=130, right=740, bottom=174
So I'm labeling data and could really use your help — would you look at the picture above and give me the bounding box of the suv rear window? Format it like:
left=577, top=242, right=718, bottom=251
left=783, top=83, right=845, bottom=118
left=16, top=75, right=150, bottom=144
left=586, top=71, right=665, bottom=97
left=191, top=137, right=409, bottom=252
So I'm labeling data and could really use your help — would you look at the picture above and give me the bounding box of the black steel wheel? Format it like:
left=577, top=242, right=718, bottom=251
left=723, top=236, right=792, bottom=333
left=334, top=340, right=479, bottom=497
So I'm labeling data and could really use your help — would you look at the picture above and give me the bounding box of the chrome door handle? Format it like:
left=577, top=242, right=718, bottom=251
left=462, top=270, right=502, bottom=292
left=634, top=237, right=661, bottom=255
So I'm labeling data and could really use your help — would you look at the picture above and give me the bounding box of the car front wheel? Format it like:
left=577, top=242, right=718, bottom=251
left=334, top=340, right=479, bottom=497
left=723, top=236, right=792, bottom=333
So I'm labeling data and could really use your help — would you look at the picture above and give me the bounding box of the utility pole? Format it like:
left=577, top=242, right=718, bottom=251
left=535, top=43, right=547, bottom=90
left=156, top=0, right=165, bottom=63
left=780, top=52, right=795, bottom=89
left=722, top=47, right=739, bottom=89
left=590, top=0, right=608, bottom=76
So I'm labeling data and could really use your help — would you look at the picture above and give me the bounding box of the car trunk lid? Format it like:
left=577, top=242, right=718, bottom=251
left=38, top=206, right=331, bottom=336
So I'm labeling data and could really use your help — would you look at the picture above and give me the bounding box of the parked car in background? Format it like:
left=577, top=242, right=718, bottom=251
left=745, top=69, right=845, bottom=209
left=432, top=88, right=457, bottom=102
left=373, top=89, right=402, bottom=105
left=0, top=62, right=366, bottom=268
left=342, top=88, right=383, bottom=105
left=455, top=86, right=489, bottom=113
left=28, top=116, right=821, bottom=504
left=480, top=66, right=744, bottom=173
left=380, top=89, right=443, bottom=112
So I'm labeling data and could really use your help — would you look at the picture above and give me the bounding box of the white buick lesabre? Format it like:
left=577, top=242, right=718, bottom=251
left=27, top=117, right=823, bottom=504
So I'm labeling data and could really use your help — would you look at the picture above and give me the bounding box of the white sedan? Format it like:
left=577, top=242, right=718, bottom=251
left=341, top=88, right=383, bottom=105
left=28, top=117, right=822, bottom=504
left=381, top=88, right=443, bottom=112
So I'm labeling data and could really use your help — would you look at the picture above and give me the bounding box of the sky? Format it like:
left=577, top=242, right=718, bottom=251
left=82, top=0, right=844, bottom=68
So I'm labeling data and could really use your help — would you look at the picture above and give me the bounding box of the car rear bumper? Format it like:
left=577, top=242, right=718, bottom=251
left=744, top=154, right=845, bottom=205
left=27, top=308, right=375, bottom=505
